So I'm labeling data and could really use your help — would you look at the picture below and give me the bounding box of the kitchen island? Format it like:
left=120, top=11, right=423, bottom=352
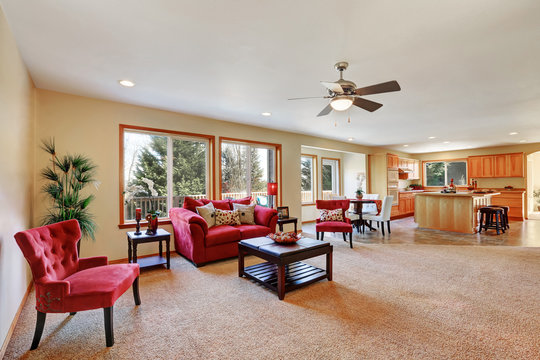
left=414, top=192, right=500, bottom=234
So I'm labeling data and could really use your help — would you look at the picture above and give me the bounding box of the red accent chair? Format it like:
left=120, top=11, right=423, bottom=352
left=14, top=220, right=141, bottom=349
left=170, top=197, right=278, bottom=266
left=315, top=200, right=354, bottom=248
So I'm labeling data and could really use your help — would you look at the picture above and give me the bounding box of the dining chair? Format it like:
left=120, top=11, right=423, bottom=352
left=14, top=219, right=141, bottom=349
left=315, top=200, right=354, bottom=248
left=363, top=196, right=394, bottom=236
left=361, top=194, right=380, bottom=214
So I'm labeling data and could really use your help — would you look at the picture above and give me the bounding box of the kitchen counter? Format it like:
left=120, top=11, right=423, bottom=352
left=414, top=192, right=499, bottom=234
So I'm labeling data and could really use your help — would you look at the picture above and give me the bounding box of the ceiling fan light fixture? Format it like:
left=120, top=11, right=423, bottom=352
left=330, top=96, right=353, bottom=111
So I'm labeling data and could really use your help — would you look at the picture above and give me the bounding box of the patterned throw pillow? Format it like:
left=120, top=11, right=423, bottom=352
left=319, top=208, right=344, bottom=222
left=215, top=209, right=241, bottom=226
left=232, top=203, right=256, bottom=224
left=196, top=202, right=216, bottom=228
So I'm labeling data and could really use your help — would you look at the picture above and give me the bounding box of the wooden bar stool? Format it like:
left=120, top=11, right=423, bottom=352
left=487, top=205, right=510, bottom=229
left=478, top=207, right=505, bottom=235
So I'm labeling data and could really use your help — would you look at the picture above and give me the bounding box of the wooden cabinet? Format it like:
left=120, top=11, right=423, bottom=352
left=491, top=191, right=524, bottom=220
left=394, top=192, right=415, bottom=218
left=468, top=153, right=523, bottom=178
left=387, top=154, right=399, bottom=169
left=411, top=160, right=420, bottom=180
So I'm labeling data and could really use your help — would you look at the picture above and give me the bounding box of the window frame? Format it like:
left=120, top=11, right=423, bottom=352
left=301, top=154, right=318, bottom=205
left=218, top=137, right=282, bottom=206
left=321, top=157, right=341, bottom=199
left=422, top=159, right=468, bottom=187
left=118, top=124, right=215, bottom=228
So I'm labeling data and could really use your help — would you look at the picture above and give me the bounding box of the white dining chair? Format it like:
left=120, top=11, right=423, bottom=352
left=363, top=196, right=393, bottom=236
left=361, top=194, right=380, bottom=214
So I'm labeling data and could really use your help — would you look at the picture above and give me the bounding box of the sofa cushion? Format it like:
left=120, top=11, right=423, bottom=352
left=230, top=196, right=252, bottom=206
left=237, top=224, right=272, bottom=239
left=205, top=225, right=242, bottom=247
left=215, top=209, right=241, bottom=226
left=196, top=202, right=216, bottom=228
left=202, top=199, right=232, bottom=210
left=183, top=197, right=205, bottom=213
left=232, top=203, right=256, bottom=224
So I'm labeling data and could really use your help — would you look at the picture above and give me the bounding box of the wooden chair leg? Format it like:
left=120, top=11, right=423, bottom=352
left=387, top=221, right=391, bottom=234
left=30, top=311, right=46, bottom=350
left=349, top=232, right=353, bottom=248
left=381, top=222, right=385, bottom=236
left=69, top=312, right=77, bottom=315
left=321, top=232, right=325, bottom=240
left=133, top=276, right=141, bottom=305
left=316, top=232, right=319, bottom=240
left=104, top=306, right=114, bottom=347
left=342, top=233, right=347, bottom=242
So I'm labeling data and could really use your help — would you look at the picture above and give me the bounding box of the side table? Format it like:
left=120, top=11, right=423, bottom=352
left=277, top=216, right=298, bottom=233
left=127, top=228, right=171, bottom=269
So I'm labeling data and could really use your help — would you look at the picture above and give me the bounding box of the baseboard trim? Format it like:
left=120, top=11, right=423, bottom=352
left=301, top=220, right=316, bottom=224
left=0, top=281, right=33, bottom=358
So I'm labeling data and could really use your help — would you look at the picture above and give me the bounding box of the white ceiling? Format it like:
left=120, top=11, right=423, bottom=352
left=2, top=0, right=540, bottom=153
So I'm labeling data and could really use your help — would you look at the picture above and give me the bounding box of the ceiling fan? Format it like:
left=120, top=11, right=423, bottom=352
left=289, top=62, right=401, bottom=117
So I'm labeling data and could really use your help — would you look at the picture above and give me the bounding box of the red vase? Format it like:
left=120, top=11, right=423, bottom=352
left=151, top=217, right=159, bottom=233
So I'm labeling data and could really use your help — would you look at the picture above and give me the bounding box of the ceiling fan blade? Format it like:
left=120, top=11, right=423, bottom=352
left=354, top=80, right=401, bottom=96
left=320, top=81, right=344, bottom=94
left=353, top=97, right=383, bottom=112
left=288, top=96, right=328, bottom=100
left=317, top=104, right=333, bottom=117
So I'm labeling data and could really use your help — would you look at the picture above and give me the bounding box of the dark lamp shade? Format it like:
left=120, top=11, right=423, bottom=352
left=267, top=182, right=278, bottom=196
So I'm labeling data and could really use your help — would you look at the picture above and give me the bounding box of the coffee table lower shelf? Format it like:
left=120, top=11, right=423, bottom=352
left=243, top=261, right=327, bottom=295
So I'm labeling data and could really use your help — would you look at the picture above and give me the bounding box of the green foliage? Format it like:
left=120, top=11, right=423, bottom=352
left=322, top=164, right=332, bottom=191
left=221, top=144, right=267, bottom=193
left=356, top=188, right=364, bottom=195
left=426, top=162, right=445, bottom=186
left=40, top=138, right=98, bottom=240
left=301, top=158, right=312, bottom=191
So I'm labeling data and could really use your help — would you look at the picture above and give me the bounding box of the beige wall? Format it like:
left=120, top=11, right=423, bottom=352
left=35, top=90, right=397, bottom=259
left=0, top=6, right=35, bottom=352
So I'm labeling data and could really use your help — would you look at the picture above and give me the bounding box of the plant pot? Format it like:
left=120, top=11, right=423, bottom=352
left=356, top=195, right=363, bottom=200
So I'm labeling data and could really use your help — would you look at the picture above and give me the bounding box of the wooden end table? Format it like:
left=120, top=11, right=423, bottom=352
left=127, top=228, right=171, bottom=269
left=238, top=237, right=332, bottom=300
left=277, top=216, right=298, bottom=233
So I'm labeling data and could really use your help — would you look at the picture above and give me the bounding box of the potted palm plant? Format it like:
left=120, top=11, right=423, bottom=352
left=40, top=138, right=98, bottom=253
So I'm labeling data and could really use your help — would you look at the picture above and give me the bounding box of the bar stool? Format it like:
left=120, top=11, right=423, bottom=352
left=478, top=207, right=505, bottom=235
left=487, top=205, right=510, bottom=229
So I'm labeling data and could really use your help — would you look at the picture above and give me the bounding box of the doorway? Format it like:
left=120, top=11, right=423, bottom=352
left=526, top=151, right=540, bottom=220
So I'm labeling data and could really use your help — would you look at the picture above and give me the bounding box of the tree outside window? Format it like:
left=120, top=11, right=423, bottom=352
left=425, top=160, right=467, bottom=186
left=301, top=155, right=315, bottom=203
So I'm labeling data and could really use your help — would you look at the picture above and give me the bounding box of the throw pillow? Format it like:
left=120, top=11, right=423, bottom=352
left=196, top=202, right=216, bottom=228
left=183, top=196, right=205, bottom=213
left=202, top=199, right=232, bottom=211
left=215, top=209, right=241, bottom=226
left=232, top=203, right=256, bottom=225
left=230, top=196, right=252, bottom=206
left=319, top=208, right=344, bottom=222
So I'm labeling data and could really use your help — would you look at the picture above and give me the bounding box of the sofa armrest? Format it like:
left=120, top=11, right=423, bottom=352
left=170, top=207, right=209, bottom=235
left=78, top=256, right=108, bottom=271
left=254, top=206, right=278, bottom=230
left=34, top=279, right=70, bottom=312
left=169, top=207, right=208, bottom=265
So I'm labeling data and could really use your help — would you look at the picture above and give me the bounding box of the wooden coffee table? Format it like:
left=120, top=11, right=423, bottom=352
left=238, top=237, right=332, bottom=300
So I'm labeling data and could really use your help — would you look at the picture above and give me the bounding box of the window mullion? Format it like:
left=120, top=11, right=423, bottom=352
left=166, top=137, right=173, bottom=213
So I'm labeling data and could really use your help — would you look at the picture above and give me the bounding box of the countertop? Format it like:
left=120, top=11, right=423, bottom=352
left=399, top=190, right=425, bottom=193
left=415, top=192, right=501, bottom=197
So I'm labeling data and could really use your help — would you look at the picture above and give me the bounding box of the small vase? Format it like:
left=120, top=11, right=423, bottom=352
left=356, top=194, right=363, bottom=200
left=151, top=217, right=159, bottom=233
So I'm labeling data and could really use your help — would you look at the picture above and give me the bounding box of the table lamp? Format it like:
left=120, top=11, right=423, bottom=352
left=267, top=182, right=278, bottom=209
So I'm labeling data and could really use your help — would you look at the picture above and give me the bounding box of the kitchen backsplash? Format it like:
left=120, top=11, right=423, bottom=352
left=474, top=177, right=525, bottom=189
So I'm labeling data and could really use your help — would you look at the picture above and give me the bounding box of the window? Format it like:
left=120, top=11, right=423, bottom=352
left=220, top=138, right=280, bottom=203
left=301, top=155, right=316, bottom=204
left=322, top=158, right=340, bottom=199
left=424, top=160, right=467, bottom=186
left=120, top=125, right=213, bottom=223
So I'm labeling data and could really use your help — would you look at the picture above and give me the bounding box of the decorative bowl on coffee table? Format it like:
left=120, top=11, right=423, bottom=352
left=266, top=232, right=301, bottom=244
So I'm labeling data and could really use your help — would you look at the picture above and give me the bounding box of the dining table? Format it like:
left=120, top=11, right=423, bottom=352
left=349, top=198, right=382, bottom=233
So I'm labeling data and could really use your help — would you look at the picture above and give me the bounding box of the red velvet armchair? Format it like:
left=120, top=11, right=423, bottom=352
left=14, top=220, right=141, bottom=349
left=315, top=200, right=354, bottom=248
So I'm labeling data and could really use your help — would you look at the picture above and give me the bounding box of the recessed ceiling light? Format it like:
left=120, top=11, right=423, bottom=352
left=509, top=132, right=518, bottom=135
left=261, top=112, right=271, bottom=116
left=428, top=136, right=436, bottom=139
left=403, top=144, right=409, bottom=147
left=443, top=141, right=450, bottom=144
left=347, top=137, right=354, bottom=142
left=119, top=80, right=135, bottom=87
left=519, top=139, right=527, bottom=143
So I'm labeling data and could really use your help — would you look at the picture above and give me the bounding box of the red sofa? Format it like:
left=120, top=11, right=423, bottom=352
left=169, top=197, right=278, bottom=266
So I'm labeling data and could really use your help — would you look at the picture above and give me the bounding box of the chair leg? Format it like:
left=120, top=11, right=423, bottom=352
left=69, top=312, right=77, bottom=315
left=342, top=233, right=347, bottom=242
left=381, top=222, right=385, bottom=236
left=377, top=221, right=379, bottom=228
left=387, top=221, right=391, bottom=234
left=133, top=276, right=141, bottom=305
left=321, top=232, right=325, bottom=241
left=104, top=306, right=114, bottom=347
left=349, top=232, right=353, bottom=248
left=30, top=311, right=46, bottom=350
left=316, top=232, right=319, bottom=240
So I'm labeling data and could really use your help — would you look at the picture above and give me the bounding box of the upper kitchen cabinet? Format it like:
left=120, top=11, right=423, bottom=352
left=387, top=154, right=399, bottom=169
left=468, top=153, right=523, bottom=178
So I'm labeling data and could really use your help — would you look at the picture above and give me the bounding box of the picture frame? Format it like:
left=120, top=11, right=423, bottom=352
left=277, top=206, right=289, bottom=219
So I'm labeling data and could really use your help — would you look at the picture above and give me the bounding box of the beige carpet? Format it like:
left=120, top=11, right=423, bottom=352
left=5, top=240, right=540, bottom=359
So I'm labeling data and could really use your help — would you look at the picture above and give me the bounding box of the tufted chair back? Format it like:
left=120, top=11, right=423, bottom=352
left=15, top=219, right=81, bottom=283
left=316, top=200, right=351, bottom=221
